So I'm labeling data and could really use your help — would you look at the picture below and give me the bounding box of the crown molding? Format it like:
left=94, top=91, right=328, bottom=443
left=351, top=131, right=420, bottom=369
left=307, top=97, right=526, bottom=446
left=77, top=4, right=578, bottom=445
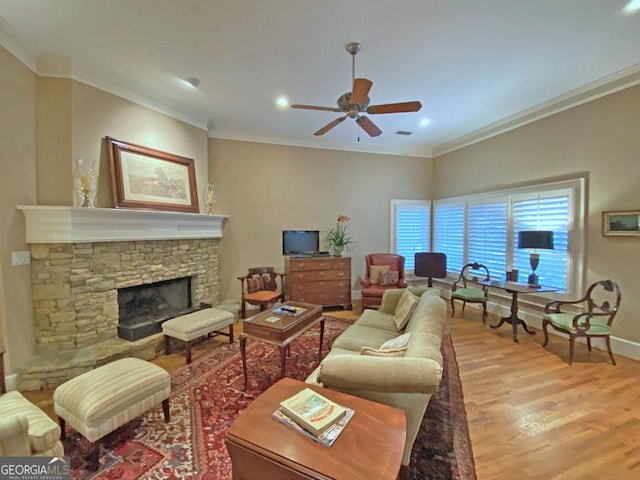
left=0, top=14, right=37, bottom=71
left=433, top=63, right=640, bottom=157
left=207, top=132, right=433, bottom=159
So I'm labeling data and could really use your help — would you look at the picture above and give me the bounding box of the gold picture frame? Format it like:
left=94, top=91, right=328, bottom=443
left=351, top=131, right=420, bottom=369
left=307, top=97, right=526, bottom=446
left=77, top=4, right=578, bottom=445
left=602, top=210, right=640, bottom=237
left=107, top=137, right=199, bottom=213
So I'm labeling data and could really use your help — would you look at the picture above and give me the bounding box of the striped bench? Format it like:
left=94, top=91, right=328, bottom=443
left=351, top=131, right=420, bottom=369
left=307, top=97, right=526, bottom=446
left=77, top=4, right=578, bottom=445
left=53, top=357, right=171, bottom=470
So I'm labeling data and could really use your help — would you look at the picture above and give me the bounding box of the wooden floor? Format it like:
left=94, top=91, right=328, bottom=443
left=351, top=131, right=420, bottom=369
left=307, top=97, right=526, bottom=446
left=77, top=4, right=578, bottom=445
left=24, top=303, right=640, bottom=479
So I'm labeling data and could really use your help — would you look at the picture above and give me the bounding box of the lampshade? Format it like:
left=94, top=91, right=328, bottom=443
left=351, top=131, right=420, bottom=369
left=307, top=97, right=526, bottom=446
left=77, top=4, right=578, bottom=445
left=517, top=231, right=554, bottom=250
left=415, top=252, right=447, bottom=287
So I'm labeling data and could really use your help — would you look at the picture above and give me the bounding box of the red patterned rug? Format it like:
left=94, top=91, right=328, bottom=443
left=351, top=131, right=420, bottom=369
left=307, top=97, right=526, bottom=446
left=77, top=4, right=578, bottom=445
left=64, top=317, right=476, bottom=480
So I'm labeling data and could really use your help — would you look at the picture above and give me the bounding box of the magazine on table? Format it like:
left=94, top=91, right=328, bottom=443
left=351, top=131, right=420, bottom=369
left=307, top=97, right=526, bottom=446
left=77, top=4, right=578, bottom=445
left=272, top=407, right=355, bottom=447
left=278, top=387, right=348, bottom=435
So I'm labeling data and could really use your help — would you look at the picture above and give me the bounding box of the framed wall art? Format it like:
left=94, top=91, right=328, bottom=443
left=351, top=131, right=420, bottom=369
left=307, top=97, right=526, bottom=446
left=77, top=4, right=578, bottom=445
left=106, top=137, right=199, bottom=213
left=602, top=210, right=640, bottom=237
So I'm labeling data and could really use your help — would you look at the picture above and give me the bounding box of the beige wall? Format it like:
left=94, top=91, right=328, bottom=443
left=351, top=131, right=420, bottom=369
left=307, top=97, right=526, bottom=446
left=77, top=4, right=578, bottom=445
left=0, top=49, right=209, bottom=375
left=0, top=46, right=38, bottom=373
left=209, top=139, right=433, bottom=300
left=433, top=84, right=640, bottom=344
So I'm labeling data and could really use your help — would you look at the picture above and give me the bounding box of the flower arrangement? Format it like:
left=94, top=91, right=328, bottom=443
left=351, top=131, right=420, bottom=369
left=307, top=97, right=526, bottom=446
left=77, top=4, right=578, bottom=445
left=325, top=214, right=356, bottom=256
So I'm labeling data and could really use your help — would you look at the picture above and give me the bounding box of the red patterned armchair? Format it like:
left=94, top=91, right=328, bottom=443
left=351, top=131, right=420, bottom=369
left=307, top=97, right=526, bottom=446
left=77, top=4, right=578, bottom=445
left=360, top=254, right=407, bottom=309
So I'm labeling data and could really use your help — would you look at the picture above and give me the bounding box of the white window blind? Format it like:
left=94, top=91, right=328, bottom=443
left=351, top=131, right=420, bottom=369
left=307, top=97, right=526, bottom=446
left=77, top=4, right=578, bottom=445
left=433, top=204, right=465, bottom=274
left=468, top=201, right=508, bottom=281
left=391, top=200, right=430, bottom=271
left=513, top=193, right=570, bottom=292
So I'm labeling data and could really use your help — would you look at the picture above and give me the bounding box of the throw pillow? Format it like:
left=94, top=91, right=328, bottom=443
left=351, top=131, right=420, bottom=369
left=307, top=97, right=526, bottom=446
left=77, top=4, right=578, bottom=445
left=393, top=291, right=419, bottom=330
left=379, top=270, right=400, bottom=286
left=246, top=277, right=264, bottom=293
left=368, top=265, right=390, bottom=285
left=360, top=346, right=407, bottom=357
left=380, top=332, right=412, bottom=350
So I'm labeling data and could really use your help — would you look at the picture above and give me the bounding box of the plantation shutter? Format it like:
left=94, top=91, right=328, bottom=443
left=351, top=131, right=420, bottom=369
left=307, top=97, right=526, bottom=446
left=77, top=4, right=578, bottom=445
left=433, top=203, right=465, bottom=274
left=467, top=201, right=508, bottom=281
left=394, top=202, right=430, bottom=271
left=512, top=192, right=570, bottom=292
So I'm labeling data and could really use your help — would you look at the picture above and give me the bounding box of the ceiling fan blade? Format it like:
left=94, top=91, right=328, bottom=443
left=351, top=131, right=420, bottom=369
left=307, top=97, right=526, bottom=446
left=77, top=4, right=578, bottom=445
left=291, top=104, right=341, bottom=112
left=314, top=116, right=347, bottom=136
left=366, top=101, right=422, bottom=114
left=355, top=116, right=382, bottom=137
left=350, top=78, right=373, bottom=106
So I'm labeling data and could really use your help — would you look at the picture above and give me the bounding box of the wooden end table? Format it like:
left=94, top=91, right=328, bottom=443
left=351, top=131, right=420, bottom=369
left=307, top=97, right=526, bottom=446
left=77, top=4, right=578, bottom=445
left=225, top=377, right=406, bottom=480
left=240, top=302, right=324, bottom=390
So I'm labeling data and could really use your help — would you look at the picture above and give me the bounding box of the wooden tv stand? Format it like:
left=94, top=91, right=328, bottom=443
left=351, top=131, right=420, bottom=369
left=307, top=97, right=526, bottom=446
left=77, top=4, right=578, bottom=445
left=284, top=256, right=352, bottom=309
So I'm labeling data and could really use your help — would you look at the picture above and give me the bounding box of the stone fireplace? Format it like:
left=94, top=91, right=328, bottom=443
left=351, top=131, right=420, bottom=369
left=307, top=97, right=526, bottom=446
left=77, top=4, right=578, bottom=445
left=18, top=206, right=228, bottom=390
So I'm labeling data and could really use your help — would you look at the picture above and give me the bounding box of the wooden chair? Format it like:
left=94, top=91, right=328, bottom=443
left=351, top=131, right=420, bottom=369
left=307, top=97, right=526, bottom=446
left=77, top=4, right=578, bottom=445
left=238, top=267, right=286, bottom=319
left=450, top=263, right=490, bottom=323
left=543, top=279, right=621, bottom=365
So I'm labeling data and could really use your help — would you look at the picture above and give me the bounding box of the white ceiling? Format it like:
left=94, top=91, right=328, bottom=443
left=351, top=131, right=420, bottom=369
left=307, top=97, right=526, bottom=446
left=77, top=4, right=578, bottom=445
left=1, top=0, right=640, bottom=158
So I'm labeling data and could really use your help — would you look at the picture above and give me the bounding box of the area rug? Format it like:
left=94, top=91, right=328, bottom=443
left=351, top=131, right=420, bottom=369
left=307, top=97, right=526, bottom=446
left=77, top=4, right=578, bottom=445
left=64, top=317, right=476, bottom=480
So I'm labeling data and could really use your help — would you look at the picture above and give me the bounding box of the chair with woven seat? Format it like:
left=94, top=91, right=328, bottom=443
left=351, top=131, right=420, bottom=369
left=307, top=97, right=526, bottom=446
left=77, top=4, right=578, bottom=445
left=238, top=267, right=286, bottom=318
left=450, top=263, right=490, bottom=323
left=543, top=279, right=621, bottom=365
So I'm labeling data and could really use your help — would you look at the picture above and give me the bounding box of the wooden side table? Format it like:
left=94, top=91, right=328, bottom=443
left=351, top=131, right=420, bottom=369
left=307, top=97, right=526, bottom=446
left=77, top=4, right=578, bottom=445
left=225, top=377, right=406, bottom=480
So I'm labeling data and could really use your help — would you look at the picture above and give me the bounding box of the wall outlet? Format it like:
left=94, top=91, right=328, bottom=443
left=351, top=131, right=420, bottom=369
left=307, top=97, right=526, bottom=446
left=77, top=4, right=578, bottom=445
left=11, top=251, right=31, bottom=266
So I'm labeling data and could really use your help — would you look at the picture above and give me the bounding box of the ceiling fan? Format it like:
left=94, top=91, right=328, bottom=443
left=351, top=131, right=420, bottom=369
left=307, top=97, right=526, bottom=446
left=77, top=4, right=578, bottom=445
left=291, top=42, right=422, bottom=137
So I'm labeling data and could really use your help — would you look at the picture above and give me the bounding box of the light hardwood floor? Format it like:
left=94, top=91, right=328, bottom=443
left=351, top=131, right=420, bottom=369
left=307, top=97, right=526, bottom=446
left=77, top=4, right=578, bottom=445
left=23, top=303, right=640, bottom=479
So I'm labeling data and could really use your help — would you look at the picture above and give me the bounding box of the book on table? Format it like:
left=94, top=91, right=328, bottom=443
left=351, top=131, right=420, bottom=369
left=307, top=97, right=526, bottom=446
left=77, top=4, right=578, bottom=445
left=278, top=387, right=348, bottom=436
left=272, top=407, right=355, bottom=447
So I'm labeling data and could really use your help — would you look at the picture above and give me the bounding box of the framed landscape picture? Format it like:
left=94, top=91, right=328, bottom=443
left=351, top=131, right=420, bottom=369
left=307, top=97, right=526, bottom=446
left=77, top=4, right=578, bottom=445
left=106, top=137, right=199, bottom=213
left=602, top=210, right=640, bottom=237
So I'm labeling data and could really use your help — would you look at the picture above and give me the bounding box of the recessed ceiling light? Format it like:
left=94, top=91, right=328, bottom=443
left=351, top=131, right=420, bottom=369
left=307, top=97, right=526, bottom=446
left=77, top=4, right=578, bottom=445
left=419, top=118, right=431, bottom=128
left=276, top=96, right=289, bottom=108
left=624, top=0, right=640, bottom=13
left=182, top=77, right=200, bottom=88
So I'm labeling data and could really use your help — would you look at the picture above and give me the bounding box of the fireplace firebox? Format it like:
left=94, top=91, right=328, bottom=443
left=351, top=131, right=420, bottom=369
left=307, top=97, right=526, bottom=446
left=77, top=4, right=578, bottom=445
left=117, top=277, right=194, bottom=341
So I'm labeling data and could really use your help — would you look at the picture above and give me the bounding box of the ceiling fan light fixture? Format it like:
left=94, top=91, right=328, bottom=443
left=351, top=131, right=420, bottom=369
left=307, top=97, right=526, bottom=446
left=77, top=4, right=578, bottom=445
left=275, top=96, right=289, bottom=108
left=419, top=118, right=431, bottom=128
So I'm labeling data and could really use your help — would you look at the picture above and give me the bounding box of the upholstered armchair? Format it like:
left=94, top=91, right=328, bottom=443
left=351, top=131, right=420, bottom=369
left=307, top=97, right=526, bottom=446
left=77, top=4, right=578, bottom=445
left=360, top=254, right=407, bottom=309
left=543, top=279, right=621, bottom=365
left=0, top=391, right=64, bottom=456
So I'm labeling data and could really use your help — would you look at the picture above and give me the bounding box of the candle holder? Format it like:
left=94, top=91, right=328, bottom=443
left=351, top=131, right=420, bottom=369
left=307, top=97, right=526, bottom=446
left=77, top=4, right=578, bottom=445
left=73, top=157, right=98, bottom=208
left=205, top=184, right=216, bottom=214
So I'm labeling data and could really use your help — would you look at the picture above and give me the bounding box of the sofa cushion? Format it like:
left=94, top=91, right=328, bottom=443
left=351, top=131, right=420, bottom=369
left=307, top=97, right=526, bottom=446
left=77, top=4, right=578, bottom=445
left=331, top=324, right=397, bottom=352
left=379, top=270, right=400, bottom=286
left=380, top=332, right=412, bottom=350
left=353, top=309, right=397, bottom=333
left=393, top=290, right=419, bottom=330
left=360, top=346, right=407, bottom=357
left=369, top=265, right=389, bottom=285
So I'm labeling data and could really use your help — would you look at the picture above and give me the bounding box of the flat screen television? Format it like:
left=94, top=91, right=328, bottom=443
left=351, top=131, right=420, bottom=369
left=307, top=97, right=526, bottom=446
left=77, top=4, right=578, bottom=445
left=282, top=230, right=320, bottom=255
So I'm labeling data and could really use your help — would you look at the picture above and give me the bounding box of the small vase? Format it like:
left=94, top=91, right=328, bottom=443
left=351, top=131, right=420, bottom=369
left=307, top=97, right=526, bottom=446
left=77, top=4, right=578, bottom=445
left=204, top=184, right=216, bottom=214
left=73, top=157, right=98, bottom=208
left=333, top=245, right=344, bottom=257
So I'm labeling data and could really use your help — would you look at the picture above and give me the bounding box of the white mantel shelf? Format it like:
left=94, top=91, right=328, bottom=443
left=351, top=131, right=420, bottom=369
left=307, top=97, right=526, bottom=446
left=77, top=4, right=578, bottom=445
left=18, top=206, right=228, bottom=243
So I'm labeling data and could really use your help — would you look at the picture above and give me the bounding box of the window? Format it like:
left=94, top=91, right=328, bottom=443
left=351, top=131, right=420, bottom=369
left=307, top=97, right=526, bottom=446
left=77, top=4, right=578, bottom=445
left=391, top=200, right=431, bottom=271
left=433, top=178, right=584, bottom=296
left=432, top=203, right=465, bottom=273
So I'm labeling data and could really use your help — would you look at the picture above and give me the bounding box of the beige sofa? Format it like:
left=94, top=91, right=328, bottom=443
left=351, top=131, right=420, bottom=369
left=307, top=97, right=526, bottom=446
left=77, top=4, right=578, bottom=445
left=306, top=287, right=446, bottom=466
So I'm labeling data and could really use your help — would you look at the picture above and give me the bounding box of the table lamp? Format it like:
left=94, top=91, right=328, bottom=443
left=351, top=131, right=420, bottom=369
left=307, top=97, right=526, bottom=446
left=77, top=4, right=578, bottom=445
left=517, top=231, right=554, bottom=287
left=414, top=252, right=447, bottom=287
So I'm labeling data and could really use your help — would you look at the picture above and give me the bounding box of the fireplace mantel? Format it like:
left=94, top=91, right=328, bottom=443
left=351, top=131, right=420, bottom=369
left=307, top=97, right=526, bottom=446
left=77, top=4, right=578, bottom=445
left=18, top=206, right=228, bottom=243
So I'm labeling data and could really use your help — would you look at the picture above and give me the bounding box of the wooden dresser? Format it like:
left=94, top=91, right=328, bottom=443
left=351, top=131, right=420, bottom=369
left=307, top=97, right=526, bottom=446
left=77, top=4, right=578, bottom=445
left=284, top=256, right=352, bottom=309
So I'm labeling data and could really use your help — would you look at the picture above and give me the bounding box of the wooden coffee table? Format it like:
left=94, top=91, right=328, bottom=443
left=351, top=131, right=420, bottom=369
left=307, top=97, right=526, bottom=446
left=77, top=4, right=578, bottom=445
left=240, top=301, right=324, bottom=390
left=225, top=377, right=406, bottom=480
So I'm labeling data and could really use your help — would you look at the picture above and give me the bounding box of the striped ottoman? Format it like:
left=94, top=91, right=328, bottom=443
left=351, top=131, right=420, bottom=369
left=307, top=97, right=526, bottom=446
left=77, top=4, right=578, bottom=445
left=53, top=357, right=170, bottom=469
